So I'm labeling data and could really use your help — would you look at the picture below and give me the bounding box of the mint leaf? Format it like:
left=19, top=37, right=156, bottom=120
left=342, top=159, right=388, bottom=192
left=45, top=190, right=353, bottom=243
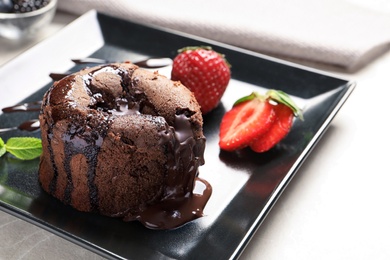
left=5, top=137, right=42, bottom=160
left=0, top=137, right=5, bottom=157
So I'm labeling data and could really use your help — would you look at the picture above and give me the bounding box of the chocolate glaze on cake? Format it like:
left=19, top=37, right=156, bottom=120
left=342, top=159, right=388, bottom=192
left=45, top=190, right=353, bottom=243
left=38, top=62, right=211, bottom=229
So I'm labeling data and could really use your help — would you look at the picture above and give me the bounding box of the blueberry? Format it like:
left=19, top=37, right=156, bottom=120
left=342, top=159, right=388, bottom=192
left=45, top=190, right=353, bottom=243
left=0, top=0, right=13, bottom=13
left=11, top=0, right=50, bottom=13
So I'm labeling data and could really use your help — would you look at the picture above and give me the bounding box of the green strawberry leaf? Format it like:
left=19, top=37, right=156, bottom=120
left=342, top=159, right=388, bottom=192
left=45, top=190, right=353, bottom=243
left=177, top=46, right=212, bottom=53
left=233, top=92, right=257, bottom=106
left=233, top=92, right=267, bottom=106
left=5, top=137, right=42, bottom=160
left=266, top=89, right=304, bottom=120
left=177, top=46, right=231, bottom=68
left=232, top=90, right=303, bottom=120
left=0, top=137, right=6, bottom=157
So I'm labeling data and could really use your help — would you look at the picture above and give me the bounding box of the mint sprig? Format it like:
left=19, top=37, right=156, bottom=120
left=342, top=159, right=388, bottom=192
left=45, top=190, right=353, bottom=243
left=0, top=138, right=5, bottom=158
left=0, top=137, right=42, bottom=160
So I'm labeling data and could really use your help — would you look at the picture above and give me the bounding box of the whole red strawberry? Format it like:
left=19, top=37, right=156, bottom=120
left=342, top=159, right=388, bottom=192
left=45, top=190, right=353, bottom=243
left=219, top=90, right=303, bottom=153
left=171, top=46, right=231, bottom=114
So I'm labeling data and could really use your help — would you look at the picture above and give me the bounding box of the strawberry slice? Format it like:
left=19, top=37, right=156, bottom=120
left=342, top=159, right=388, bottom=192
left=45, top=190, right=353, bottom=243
left=219, top=94, right=275, bottom=151
left=249, top=103, right=294, bottom=153
left=219, top=90, right=303, bottom=153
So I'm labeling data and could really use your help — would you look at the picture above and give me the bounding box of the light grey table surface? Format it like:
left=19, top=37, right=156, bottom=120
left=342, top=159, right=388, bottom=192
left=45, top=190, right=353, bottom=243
left=1, top=9, right=390, bottom=260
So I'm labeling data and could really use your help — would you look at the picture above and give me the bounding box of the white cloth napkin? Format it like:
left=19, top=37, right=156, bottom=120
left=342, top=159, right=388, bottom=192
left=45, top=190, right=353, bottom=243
left=57, top=0, right=390, bottom=71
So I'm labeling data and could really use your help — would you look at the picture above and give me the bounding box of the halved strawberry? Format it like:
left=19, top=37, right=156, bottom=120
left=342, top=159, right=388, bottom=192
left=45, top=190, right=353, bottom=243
left=219, top=93, right=275, bottom=151
left=219, top=90, right=303, bottom=153
left=249, top=103, right=294, bottom=152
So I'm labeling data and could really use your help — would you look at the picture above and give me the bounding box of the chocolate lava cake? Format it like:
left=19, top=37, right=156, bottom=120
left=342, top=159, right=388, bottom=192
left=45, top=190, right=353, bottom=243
left=38, top=62, right=211, bottom=229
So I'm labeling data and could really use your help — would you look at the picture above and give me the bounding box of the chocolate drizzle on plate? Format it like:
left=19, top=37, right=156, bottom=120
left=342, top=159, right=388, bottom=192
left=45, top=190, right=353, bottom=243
left=2, top=101, right=42, bottom=113
left=72, top=57, right=173, bottom=68
left=0, top=117, right=40, bottom=133
left=0, top=102, right=42, bottom=133
left=17, top=119, right=40, bottom=132
left=49, top=57, right=173, bottom=82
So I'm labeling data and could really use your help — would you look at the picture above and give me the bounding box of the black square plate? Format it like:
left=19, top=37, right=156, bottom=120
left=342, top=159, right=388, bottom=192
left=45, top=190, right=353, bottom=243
left=0, top=10, right=354, bottom=259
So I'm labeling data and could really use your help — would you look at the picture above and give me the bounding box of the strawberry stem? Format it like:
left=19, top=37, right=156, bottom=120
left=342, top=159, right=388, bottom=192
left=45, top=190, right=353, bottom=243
left=233, top=90, right=304, bottom=120
left=233, top=92, right=264, bottom=106
left=177, top=46, right=231, bottom=68
left=266, top=90, right=303, bottom=120
left=177, top=46, right=212, bottom=53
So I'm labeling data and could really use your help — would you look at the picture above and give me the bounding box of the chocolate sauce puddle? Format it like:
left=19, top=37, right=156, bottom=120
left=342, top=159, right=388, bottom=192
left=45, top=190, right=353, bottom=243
left=132, top=178, right=212, bottom=229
